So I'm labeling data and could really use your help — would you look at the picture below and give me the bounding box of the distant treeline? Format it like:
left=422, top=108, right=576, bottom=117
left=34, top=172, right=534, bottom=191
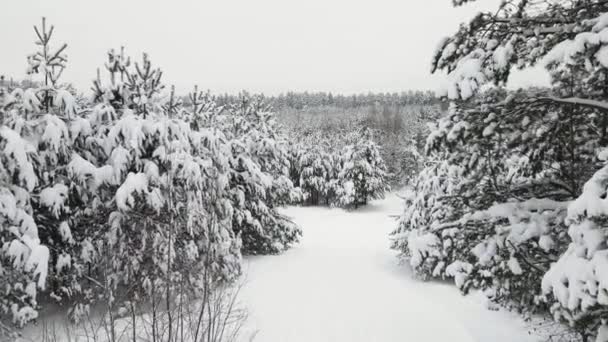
left=214, top=90, right=440, bottom=109
left=0, top=75, right=42, bottom=90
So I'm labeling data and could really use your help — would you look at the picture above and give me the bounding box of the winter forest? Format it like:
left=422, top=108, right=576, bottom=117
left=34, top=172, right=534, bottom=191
left=4, top=0, right=608, bottom=341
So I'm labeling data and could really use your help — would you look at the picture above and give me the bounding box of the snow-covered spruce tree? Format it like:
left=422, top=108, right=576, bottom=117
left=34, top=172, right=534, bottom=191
left=339, top=129, right=389, bottom=208
left=199, top=93, right=301, bottom=254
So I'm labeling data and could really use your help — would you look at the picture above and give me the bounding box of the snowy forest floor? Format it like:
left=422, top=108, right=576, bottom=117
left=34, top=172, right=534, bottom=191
left=16, top=193, right=543, bottom=342
left=238, top=193, right=540, bottom=342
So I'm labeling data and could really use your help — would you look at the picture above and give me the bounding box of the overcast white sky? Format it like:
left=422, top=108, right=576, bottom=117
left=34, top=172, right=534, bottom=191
left=0, top=0, right=548, bottom=95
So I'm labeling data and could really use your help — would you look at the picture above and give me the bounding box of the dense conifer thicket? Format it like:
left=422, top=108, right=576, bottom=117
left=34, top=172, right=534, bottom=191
left=0, top=19, right=301, bottom=333
left=273, top=93, right=443, bottom=193
left=215, top=92, right=428, bottom=208
left=285, top=126, right=391, bottom=208
left=391, top=1, right=608, bottom=341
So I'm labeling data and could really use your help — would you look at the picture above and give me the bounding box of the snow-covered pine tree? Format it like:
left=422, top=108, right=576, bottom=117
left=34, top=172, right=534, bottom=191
left=0, top=123, right=51, bottom=330
left=195, top=93, right=301, bottom=254
left=393, top=81, right=608, bottom=318
left=0, top=18, right=78, bottom=329
left=390, top=108, right=469, bottom=279
left=184, top=85, right=217, bottom=131
left=290, top=130, right=348, bottom=207
left=70, top=50, right=242, bottom=320
left=323, top=148, right=344, bottom=206
left=0, top=18, right=316, bottom=334
left=286, top=123, right=392, bottom=209
left=286, top=142, right=304, bottom=190
left=91, top=46, right=131, bottom=110
left=298, top=144, right=330, bottom=205
left=339, top=129, right=389, bottom=208
left=406, top=89, right=578, bottom=305
left=399, top=2, right=608, bottom=339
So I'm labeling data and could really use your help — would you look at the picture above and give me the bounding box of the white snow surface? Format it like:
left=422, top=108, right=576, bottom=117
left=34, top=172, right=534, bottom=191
left=238, top=193, right=538, bottom=342
left=16, top=193, right=538, bottom=341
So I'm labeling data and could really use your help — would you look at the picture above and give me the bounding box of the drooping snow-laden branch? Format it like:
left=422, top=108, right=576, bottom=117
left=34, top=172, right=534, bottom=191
left=533, top=96, right=608, bottom=112
left=434, top=1, right=608, bottom=100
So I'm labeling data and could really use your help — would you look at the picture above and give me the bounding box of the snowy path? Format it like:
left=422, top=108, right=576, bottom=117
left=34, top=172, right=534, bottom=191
left=239, top=194, right=539, bottom=342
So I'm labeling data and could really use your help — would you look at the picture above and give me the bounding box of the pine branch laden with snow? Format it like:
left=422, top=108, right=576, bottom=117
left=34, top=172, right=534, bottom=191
left=391, top=85, right=608, bottom=330
left=434, top=1, right=608, bottom=104
left=445, top=198, right=569, bottom=310
left=0, top=126, right=49, bottom=328
left=390, top=158, right=469, bottom=278
left=541, top=162, right=608, bottom=340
